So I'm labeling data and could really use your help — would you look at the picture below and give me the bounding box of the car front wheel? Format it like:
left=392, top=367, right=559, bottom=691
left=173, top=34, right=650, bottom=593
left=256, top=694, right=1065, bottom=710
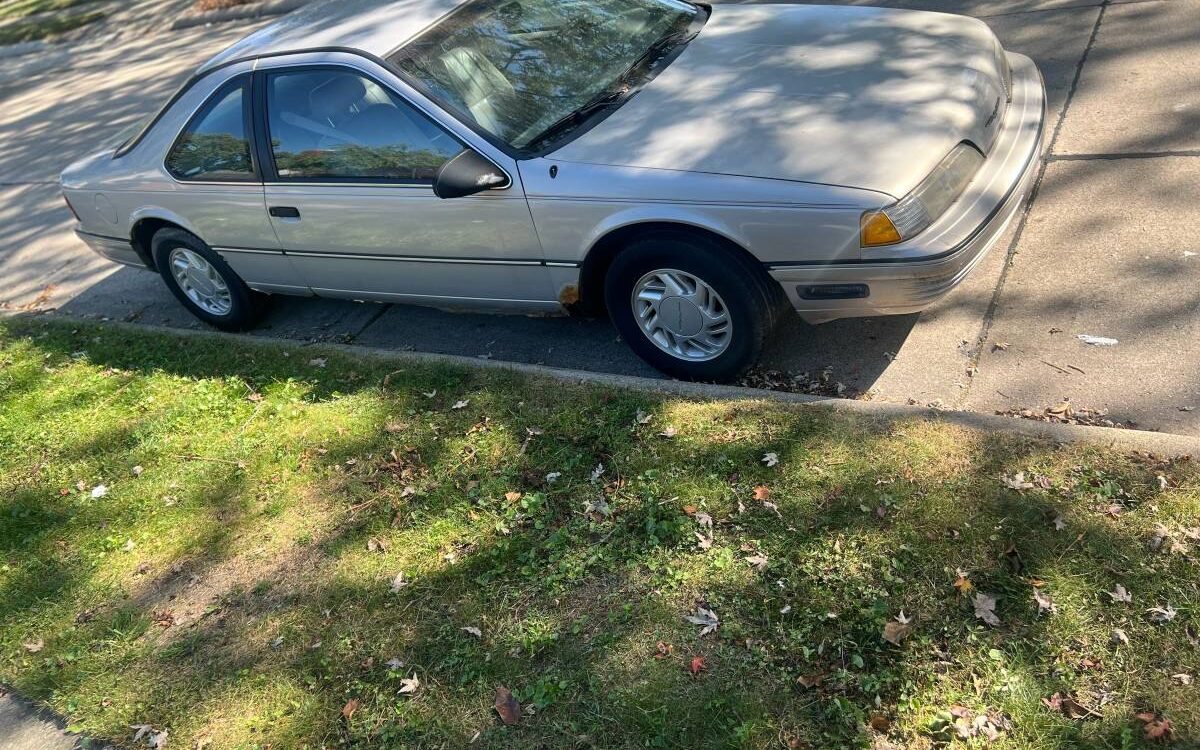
left=152, top=228, right=267, bottom=331
left=605, top=232, right=784, bottom=382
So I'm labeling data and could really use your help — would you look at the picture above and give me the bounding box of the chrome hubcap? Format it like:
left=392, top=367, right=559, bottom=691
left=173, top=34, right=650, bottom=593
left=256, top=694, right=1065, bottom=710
left=631, top=268, right=731, bottom=361
left=169, top=247, right=232, bottom=316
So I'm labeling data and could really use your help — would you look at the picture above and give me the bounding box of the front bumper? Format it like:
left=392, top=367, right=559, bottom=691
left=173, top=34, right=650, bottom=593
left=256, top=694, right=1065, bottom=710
left=768, top=52, right=1047, bottom=323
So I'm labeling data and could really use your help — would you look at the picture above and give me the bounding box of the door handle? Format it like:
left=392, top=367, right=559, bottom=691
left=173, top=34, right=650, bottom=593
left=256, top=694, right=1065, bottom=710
left=269, top=206, right=301, bottom=219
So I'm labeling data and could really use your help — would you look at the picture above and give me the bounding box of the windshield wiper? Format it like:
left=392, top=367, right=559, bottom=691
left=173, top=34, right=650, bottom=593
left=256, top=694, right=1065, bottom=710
left=622, top=29, right=693, bottom=83
left=522, top=86, right=629, bottom=152
left=521, top=22, right=701, bottom=153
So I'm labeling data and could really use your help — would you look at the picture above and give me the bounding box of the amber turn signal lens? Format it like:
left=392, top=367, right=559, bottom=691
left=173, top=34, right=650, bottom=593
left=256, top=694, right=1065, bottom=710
left=860, top=211, right=903, bottom=247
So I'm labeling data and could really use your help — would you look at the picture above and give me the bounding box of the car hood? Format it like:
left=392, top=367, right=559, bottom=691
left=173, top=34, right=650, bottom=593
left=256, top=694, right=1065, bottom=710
left=547, top=4, right=1008, bottom=199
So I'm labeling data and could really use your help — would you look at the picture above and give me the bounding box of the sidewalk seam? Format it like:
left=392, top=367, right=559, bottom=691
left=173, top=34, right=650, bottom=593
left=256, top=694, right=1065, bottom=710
left=958, top=0, right=1110, bottom=410
left=1049, top=150, right=1200, bottom=161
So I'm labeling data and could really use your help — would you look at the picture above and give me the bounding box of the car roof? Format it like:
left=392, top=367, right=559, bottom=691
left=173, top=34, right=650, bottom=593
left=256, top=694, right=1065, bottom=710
left=199, top=0, right=466, bottom=73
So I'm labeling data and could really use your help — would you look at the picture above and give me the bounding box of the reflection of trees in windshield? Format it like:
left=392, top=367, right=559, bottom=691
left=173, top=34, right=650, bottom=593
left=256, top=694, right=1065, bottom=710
left=391, top=0, right=695, bottom=147
left=274, top=145, right=456, bottom=181
left=166, top=133, right=252, bottom=180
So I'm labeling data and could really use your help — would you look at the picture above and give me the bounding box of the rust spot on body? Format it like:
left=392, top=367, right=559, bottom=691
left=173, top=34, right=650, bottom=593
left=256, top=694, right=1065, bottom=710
left=558, top=284, right=580, bottom=306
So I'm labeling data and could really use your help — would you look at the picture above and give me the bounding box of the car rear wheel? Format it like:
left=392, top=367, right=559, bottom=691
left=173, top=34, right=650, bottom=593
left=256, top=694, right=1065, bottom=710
left=152, top=228, right=267, bottom=331
left=605, top=231, right=785, bottom=382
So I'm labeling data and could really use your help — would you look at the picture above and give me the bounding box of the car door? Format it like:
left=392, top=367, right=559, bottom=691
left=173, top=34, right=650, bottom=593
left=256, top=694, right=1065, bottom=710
left=161, top=72, right=304, bottom=294
left=255, top=63, right=554, bottom=310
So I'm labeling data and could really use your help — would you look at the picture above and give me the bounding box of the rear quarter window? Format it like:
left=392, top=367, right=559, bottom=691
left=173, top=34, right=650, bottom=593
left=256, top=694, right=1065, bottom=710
left=165, top=76, right=256, bottom=182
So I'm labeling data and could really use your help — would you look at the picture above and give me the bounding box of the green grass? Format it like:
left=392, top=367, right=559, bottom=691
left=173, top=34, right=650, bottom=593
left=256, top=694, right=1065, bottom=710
left=0, top=0, right=103, bottom=21
left=0, top=6, right=103, bottom=44
left=0, top=317, right=1196, bottom=749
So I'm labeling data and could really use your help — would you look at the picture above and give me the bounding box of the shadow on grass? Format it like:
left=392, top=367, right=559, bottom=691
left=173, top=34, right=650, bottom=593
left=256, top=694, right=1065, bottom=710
left=0, top=317, right=1196, bottom=749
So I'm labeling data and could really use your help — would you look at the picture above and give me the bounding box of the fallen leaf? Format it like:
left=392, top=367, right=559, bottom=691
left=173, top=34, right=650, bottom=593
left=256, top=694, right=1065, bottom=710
left=130, top=725, right=169, bottom=749
left=422, top=390, right=437, bottom=398
left=797, top=673, right=824, bottom=689
left=659, top=427, right=678, bottom=438
left=389, top=571, right=409, bottom=593
left=494, top=686, right=521, bottom=725
left=1146, top=605, right=1177, bottom=624
left=462, top=626, right=482, bottom=638
left=545, top=472, right=561, bottom=483
left=973, top=593, right=1001, bottom=626
left=689, top=655, right=706, bottom=677
left=744, top=554, right=769, bottom=572
left=1053, top=514, right=1067, bottom=531
left=92, top=484, right=109, bottom=499
left=1110, top=628, right=1130, bottom=646
left=22, top=638, right=43, bottom=653
left=504, top=491, right=522, bottom=503
left=753, top=485, right=771, bottom=501
left=1033, top=589, right=1057, bottom=616
left=367, top=537, right=388, bottom=553
left=1108, top=585, right=1132, bottom=604
left=452, top=400, right=470, bottom=410
left=1136, top=713, right=1173, bottom=741
left=635, top=410, right=653, bottom=425
left=1000, top=472, right=1034, bottom=491
left=399, top=674, right=420, bottom=694
left=341, top=698, right=360, bottom=719
left=590, top=464, right=604, bottom=483
left=385, top=657, right=405, bottom=670
left=654, top=641, right=674, bottom=659
left=882, top=620, right=912, bottom=646
left=1171, top=673, right=1193, bottom=685
left=869, top=713, right=891, bottom=733
left=685, top=606, right=720, bottom=636
left=953, top=569, right=973, bottom=596
left=762, top=452, right=779, bottom=468
left=131, top=465, right=144, bottom=478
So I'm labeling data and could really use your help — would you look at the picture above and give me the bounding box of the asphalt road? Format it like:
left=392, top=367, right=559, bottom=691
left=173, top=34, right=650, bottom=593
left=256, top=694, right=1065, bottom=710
left=0, top=0, right=1197, bottom=436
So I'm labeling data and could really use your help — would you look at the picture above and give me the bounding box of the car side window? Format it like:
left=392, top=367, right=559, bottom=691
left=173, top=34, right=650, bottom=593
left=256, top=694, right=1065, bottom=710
left=265, top=68, right=464, bottom=183
left=165, top=77, right=254, bottom=181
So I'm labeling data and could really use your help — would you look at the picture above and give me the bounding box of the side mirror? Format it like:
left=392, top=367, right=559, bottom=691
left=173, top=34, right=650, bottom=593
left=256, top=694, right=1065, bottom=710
left=433, top=148, right=510, bottom=199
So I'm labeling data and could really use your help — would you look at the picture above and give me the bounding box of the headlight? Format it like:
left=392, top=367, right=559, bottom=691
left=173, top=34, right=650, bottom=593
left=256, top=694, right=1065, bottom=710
left=860, top=143, right=985, bottom=247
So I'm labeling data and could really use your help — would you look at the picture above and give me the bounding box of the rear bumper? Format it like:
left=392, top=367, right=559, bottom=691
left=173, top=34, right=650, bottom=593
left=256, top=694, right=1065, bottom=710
left=75, top=229, right=146, bottom=269
left=768, top=52, right=1047, bottom=323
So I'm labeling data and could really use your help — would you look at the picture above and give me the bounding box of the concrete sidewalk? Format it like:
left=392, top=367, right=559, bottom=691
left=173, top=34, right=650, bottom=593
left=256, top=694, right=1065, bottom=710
left=0, top=692, right=76, bottom=750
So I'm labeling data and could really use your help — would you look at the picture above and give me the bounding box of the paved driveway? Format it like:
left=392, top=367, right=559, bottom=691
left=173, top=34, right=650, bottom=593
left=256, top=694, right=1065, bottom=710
left=1, top=0, right=1197, bottom=435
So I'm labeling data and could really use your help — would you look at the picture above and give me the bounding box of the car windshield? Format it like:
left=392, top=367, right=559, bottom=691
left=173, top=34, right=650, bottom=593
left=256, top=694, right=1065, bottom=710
left=390, top=0, right=700, bottom=151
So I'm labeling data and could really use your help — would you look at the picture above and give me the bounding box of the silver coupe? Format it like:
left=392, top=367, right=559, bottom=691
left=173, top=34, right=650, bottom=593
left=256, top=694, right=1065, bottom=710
left=61, top=0, right=1046, bottom=381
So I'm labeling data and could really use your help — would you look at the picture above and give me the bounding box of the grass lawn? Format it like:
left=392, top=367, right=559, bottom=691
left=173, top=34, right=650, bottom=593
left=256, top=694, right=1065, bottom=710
left=0, top=0, right=103, bottom=21
left=0, top=317, right=1196, bottom=749
left=0, top=6, right=104, bottom=44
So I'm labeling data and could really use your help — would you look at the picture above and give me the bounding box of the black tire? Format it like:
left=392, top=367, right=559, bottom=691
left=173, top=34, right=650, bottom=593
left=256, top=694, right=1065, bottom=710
left=604, top=230, right=787, bottom=382
left=152, top=228, right=267, bottom=332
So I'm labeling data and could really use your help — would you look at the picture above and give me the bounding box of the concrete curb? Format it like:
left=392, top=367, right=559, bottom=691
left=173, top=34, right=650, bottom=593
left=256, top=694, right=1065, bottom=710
left=170, top=0, right=311, bottom=30
left=8, top=310, right=1199, bottom=458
